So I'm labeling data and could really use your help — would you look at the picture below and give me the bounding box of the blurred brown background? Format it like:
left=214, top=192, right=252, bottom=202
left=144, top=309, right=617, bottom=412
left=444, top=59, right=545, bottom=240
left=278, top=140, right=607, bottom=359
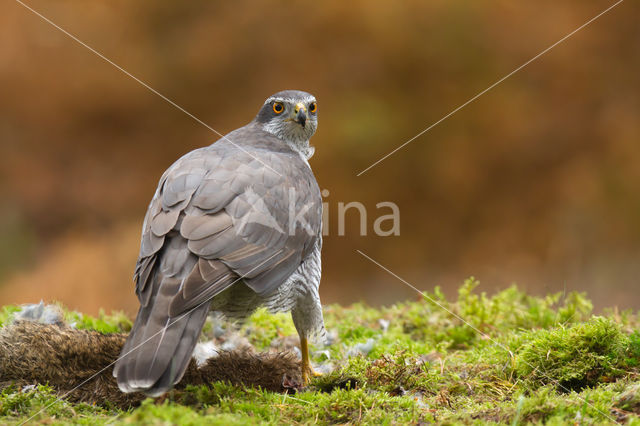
left=0, top=0, right=638, bottom=315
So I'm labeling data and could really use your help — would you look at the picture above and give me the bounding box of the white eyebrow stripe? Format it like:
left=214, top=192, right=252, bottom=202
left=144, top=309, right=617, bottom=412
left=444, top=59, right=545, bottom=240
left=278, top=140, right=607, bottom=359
left=264, top=96, right=316, bottom=105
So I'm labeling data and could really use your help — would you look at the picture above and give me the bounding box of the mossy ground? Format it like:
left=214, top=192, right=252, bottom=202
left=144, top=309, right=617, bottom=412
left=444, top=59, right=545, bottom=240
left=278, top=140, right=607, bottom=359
left=1, top=278, right=639, bottom=425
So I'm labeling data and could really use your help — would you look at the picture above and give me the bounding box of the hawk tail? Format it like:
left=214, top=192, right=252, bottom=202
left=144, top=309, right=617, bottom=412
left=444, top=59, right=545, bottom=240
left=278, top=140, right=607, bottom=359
left=113, top=276, right=210, bottom=396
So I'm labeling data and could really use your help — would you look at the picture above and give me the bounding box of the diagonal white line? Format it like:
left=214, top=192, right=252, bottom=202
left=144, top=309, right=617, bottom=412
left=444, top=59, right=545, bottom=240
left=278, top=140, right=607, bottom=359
left=356, top=250, right=505, bottom=347
left=17, top=248, right=284, bottom=425
left=356, top=0, right=625, bottom=176
left=13, top=0, right=282, bottom=177
left=355, top=249, right=620, bottom=423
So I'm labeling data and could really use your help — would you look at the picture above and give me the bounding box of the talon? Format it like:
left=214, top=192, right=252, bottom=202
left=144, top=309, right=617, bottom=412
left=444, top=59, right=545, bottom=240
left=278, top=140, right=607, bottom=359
left=302, top=366, right=322, bottom=385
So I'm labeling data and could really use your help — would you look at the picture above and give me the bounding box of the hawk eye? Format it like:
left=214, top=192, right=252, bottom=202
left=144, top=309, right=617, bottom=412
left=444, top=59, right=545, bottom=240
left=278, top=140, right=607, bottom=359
left=309, top=102, right=317, bottom=113
left=272, top=102, right=284, bottom=114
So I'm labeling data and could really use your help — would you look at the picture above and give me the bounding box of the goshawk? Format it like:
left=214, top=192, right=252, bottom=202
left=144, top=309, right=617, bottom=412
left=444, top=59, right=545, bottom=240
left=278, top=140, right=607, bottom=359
left=114, top=90, right=324, bottom=396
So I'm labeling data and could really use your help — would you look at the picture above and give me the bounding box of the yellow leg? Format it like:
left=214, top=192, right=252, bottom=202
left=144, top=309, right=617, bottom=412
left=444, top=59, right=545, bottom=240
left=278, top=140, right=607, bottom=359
left=300, top=337, right=322, bottom=385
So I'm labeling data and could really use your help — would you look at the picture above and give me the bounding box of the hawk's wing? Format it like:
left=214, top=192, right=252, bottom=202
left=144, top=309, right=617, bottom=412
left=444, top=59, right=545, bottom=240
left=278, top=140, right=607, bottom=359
left=136, top=140, right=322, bottom=317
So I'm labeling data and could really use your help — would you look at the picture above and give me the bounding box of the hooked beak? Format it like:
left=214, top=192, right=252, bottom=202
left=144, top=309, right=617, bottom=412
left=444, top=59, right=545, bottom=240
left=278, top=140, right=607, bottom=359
left=294, top=102, right=307, bottom=128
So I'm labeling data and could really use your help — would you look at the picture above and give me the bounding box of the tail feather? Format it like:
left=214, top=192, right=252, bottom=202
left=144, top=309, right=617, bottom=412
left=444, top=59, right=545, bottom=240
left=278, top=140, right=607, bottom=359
left=131, top=276, right=184, bottom=386
left=114, top=234, right=237, bottom=395
left=114, top=271, right=210, bottom=395
left=144, top=304, right=210, bottom=396
left=114, top=303, right=210, bottom=394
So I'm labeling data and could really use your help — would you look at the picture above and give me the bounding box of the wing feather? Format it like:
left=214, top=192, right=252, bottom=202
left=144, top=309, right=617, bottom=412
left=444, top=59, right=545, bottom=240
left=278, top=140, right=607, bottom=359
left=179, top=212, right=233, bottom=240
left=150, top=209, right=181, bottom=236
left=169, top=258, right=235, bottom=316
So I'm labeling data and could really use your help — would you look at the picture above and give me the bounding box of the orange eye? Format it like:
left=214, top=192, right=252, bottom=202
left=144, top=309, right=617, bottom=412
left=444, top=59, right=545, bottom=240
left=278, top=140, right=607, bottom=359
left=273, top=102, right=284, bottom=114
left=309, top=102, right=317, bottom=113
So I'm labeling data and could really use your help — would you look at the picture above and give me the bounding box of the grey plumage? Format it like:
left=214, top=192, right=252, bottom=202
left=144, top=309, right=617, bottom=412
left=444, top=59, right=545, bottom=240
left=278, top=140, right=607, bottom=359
left=114, top=90, right=324, bottom=396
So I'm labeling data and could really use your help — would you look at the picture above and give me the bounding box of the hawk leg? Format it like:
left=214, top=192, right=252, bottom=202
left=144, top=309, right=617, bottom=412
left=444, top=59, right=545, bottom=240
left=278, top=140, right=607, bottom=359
left=300, top=336, right=322, bottom=385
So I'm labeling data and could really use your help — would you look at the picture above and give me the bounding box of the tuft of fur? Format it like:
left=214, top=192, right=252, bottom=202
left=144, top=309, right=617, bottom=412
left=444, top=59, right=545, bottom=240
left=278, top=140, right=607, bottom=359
left=0, top=321, right=302, bottom=409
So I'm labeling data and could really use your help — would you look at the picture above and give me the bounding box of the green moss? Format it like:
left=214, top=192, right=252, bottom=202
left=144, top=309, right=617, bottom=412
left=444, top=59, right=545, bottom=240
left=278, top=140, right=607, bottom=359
left=240, top=308, right=297, bottom=350
left=514, top=317, right=630, bottom=391
left=125, top=399, right=241, bottom=425
left=0, top=305, right=21, bottom=327
left=615, top=382, right=640, bottom=416
left=65, top=309, right=132, bottom=334
left=0, top=384, right=113, bottom=424
left=627, top=331, right=640, bottom=367
left=1, top=281, right=638, bottom=424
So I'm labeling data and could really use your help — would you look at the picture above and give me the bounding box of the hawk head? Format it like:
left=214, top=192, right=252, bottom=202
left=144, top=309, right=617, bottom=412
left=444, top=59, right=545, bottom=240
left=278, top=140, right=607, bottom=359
left=255, top=90, right=318, bottom=156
